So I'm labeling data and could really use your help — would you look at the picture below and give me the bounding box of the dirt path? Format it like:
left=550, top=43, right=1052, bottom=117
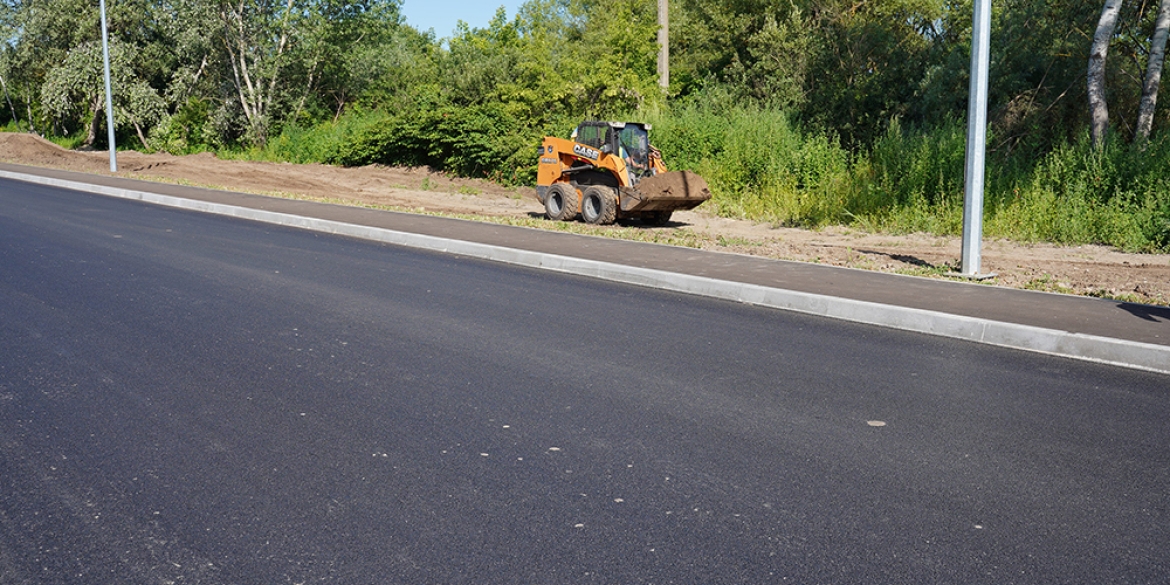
left=3, top=132, right=1167, bottom=306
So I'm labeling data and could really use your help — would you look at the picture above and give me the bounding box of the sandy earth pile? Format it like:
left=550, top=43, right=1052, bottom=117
left=2, top=132, right=1167, bottom=305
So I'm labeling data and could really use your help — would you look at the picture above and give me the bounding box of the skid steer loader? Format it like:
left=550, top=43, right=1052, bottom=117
left=536, top=121, right=710, bottom=225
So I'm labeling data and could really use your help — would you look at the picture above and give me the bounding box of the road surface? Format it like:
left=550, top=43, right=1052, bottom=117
left=1, top=178, right=1168, bottom=584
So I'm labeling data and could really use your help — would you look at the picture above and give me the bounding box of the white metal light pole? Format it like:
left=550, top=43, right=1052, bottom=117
left=960, top=0, right=992, bottom=278
left=99, top=0, right=117, bottom=172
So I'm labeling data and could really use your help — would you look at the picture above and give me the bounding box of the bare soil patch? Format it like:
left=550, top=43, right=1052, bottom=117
left=3, top=132, right=1167, bottom=305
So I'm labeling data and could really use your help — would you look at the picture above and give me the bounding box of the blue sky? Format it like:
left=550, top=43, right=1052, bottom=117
left=400, top=1, right=527, bottom=38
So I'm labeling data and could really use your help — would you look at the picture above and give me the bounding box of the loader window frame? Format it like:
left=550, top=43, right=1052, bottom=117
left=574, top=124, right=606, bottom=149
left=618, top=125, right=651, bottom=180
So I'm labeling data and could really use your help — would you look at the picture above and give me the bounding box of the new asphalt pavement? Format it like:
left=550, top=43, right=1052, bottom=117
left=0, top=168, right=1168, bottom=584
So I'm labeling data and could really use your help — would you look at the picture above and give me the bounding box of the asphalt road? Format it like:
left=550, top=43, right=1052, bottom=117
left=1, top=178, right=1168, bottom=584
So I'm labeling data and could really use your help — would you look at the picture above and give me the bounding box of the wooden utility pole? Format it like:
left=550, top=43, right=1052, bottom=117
left=657, top=0, right=669, bottom=90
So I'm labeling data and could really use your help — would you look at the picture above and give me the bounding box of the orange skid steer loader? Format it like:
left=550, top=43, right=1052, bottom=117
left=536, top=121, right=711, bottom=225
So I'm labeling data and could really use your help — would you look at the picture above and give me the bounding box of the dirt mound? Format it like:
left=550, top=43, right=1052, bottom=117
left=0, top=133, right=81, bottom=165
left=1, top=131, right=1166, bottom=305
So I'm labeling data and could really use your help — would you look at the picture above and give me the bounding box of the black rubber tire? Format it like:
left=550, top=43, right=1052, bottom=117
left=642, top=210, right=673, bottom=226
left=581, top=185, right=618, bottom=225
left=544, top=183, right=578, bottom=221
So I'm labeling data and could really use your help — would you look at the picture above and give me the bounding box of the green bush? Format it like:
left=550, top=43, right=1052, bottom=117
left=327, top=103, right=538, bottom=185
left=2, top=119, right=33, bottom=133
left=151, top=98, right=211, bottom=154
left=256, top=104, right=543, bottom=186
left=266, top=108, right=392, bottom=164
left=646, top=97, right=854, bottom=227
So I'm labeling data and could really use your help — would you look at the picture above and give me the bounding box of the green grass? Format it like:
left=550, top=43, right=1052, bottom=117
left=647, top=101, right=1170, bottom=252
left=46, top=130, right=87, bottom=151
left=23, top=89, right=1170, bottom=253
left=646, top=103, right=855, bottom=228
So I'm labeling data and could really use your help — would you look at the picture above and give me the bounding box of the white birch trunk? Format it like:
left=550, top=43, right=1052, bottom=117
left=1089, top=0, right=1124, bottom=147
left=221, top=2, right=256, bottom=124
left=219, top=0, right=296, bottom=145
left=1136, top=0, right=1170, bottom=142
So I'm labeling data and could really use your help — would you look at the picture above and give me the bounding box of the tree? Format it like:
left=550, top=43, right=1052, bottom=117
left=0, top=6, right=17, bottom=125
left=566, top=0, right=661, bottom=115
left=2, top=0, right=100, bottom=134
left=1089, top=0, right=1123, bottom=147
left=343, top=23, right=437, bottom=112
left=437, top=0, right=660, bottom=122
left=909, top=0, right=1104, bottom=158
left=0, top=52, right=16, bottom=126
left=210, top=0, right=408, bottom=144
left=217, top=0, right=301, bottom=145
left=1136, top=0, right=1170, bottom=142
left=285, top=0, right=405, bottom=122
left=40, top=40, right=165, bottom=147
left=669, top=0, right=942, bottom=144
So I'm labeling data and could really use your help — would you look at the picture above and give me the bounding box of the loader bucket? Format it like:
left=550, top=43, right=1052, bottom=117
left=620, top=170, right=712, bottom=213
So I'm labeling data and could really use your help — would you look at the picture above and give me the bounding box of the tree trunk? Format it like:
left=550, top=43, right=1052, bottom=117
left=221, top=2, right=258, bottom=126
left=1136, top=0, right=1170, bottom=142
left=133, top=121, right=150, bottom=150
left=292, top=59, right=319, bottom=123
left=85, top=95, right=102, bottom=147
left=23, top=82, right=36, bottom=134
left=0, top=73, right=16, bottom=126
left=1089, top=0, right=1124, bottom=147
left=219, top=0, right=295, bottom=146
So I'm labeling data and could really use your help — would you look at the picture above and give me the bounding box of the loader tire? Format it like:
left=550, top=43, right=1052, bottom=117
left=581, top=185, right=618, bottom=225
left=544, top=183, right=578, bottom=221
left=642, top=210, right=673, bottom=226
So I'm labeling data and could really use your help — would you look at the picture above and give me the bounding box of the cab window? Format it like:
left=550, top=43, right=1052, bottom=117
left=618, top=126, right=651, bottom=178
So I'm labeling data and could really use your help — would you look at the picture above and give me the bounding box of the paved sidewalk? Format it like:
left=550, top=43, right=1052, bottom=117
left=3, top=162, right=1167, bottom=373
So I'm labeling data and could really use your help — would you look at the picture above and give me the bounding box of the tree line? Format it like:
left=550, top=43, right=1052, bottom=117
left=2, top=0, right=1169, bottom=250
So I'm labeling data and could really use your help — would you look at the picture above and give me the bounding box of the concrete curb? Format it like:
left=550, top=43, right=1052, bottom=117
left=4, top=168, right=1168, bottom=376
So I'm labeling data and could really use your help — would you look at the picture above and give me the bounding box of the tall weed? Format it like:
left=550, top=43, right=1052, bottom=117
left=867, top=118, right=966, bottom=208
left=647, top=99, right=853, bottom=227
left=986, top=134, right=1170, bottom=251
left=844, top=118, right=969, bottom=234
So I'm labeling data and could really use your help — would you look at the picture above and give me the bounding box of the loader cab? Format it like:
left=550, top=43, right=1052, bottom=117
left=572, top=121, right=653, bottom=183
left=617, top=124, right=652, bottom=180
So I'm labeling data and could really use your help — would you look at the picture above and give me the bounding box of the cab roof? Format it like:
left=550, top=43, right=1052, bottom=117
left=577, top=121, right=652, bottom=131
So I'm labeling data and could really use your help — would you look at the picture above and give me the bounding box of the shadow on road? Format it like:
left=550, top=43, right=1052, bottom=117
left=1118, top=302, right=1170, bottom=323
